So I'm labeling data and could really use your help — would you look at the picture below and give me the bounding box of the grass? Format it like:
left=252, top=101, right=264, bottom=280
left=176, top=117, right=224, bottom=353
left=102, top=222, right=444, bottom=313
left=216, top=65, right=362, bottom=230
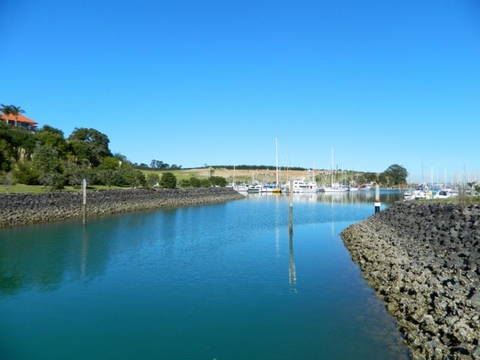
left=0, top=184, right=51, bottom=194
left=141, top=167, right=319, bottom=184
left=0, top=184, right=129, bottom=194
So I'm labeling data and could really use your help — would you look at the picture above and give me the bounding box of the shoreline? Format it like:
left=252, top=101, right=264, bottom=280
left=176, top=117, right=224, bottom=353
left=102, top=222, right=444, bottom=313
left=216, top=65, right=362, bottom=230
left=342, top=202, right=480, bottom=359
left=0, top=188, right=244, bottom=228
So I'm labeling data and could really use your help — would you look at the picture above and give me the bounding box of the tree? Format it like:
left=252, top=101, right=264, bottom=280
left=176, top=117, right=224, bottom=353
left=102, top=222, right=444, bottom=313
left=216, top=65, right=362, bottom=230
left=0, top=105, right=25, bottom=127
left=32, top=145, right=65, bottom=189
left=68, top=128, right=111, bottom=166
left=147, top=173, right=160, bottom=187
left=37, top=126, right=68, bottom=156
left=380, top=164, right=408, bottom=186
left=160, top=172, right=177, bottom=189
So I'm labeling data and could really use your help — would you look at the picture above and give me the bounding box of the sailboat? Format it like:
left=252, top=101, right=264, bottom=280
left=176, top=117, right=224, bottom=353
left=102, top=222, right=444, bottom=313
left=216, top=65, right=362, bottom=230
left=322, top=148, right=348, bottom=193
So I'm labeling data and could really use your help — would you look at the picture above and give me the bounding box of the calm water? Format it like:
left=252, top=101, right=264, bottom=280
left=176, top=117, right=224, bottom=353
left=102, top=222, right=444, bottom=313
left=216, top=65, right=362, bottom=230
left=0, top=191, right=409, bottom=359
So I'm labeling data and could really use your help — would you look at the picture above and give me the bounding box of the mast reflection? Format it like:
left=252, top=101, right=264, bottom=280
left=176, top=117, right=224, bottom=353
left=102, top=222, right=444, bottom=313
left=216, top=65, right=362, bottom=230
left=288, top=203, right=297, bottom=292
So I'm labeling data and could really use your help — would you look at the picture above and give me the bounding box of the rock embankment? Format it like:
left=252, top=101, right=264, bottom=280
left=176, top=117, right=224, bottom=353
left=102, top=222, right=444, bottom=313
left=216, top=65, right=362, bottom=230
left=0, top=188, right=244, bottom=228
left=342, top=202, right=480, bottom=360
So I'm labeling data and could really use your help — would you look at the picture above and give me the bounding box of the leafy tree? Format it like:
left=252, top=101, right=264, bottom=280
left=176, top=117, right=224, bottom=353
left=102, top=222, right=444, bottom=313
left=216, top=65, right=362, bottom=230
left=36, top=126, right=68, bottom=156
left=98, top=156, right=121, bottom=171
left=32, top=145, right=65, bottom=189
left=160, top=172, right=177, bottom=189
left=380, top=164, right=408, bottom=186
left=68, top=128, right=111, bottom=166
left=146, top=173, right=160, bottom=187
left=150, top=159, right=171, bottom=169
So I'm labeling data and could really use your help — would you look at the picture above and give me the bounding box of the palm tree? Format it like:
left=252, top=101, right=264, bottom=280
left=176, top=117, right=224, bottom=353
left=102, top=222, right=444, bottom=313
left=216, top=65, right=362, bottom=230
left=9, top=105, right=25, bottom=127
left=0, top=104, right=25, bottom=127
left=0, top=104, right=12, bottom=125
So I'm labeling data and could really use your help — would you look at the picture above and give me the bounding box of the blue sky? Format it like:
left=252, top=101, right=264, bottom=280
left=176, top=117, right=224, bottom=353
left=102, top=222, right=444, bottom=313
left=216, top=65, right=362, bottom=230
left=1, top=0, right=479, bottom=181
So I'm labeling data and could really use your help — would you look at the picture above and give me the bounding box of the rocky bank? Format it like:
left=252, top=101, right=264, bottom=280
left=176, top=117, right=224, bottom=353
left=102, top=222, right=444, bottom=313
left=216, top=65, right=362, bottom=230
left=0, top=188, right=244, bottom=228
left=342, top=202, right=480, bottom=360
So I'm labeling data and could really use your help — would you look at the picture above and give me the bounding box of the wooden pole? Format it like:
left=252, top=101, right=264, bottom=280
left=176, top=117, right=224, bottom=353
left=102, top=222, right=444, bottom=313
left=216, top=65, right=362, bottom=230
left=82, top=178, right=87, bottom=225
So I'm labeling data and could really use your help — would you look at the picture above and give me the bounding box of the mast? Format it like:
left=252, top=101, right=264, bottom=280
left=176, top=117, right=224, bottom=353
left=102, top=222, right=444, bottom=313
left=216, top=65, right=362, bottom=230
left=275, top=137, right=279, bottom=187
left=331, top=148, right=335, bottom=187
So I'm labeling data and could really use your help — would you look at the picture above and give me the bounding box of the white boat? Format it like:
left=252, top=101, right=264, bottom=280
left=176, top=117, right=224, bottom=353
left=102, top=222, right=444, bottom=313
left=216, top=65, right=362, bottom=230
left=261, top=183, right=282, bottom=193
left=323, top=183, right=349, bottom=193
left=247, top=184, right=262, bottom=193
left=434, top=189, right=458, bottom=199
left=404, top=189, right=427, bottom=201
left=290, top=179, right=319, bottom=193
left=349, top=186, right=359, bottom=192
left=233, top=184, right=248, bottom=192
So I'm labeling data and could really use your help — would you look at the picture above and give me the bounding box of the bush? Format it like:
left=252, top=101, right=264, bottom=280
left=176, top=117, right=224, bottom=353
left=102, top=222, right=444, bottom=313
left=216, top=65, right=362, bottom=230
left=160, top=172, right=177, bottom=189
left=146, top=173, right=160, bottom=187
left=189, top=177, right=201, bottom=188
left=200, top=178, right=211, bottom=187
left=209, top=176, right=227, bottom=187
left=14, top=162, right=40, bottom=185
left=179, top=178, right=191, bottom=187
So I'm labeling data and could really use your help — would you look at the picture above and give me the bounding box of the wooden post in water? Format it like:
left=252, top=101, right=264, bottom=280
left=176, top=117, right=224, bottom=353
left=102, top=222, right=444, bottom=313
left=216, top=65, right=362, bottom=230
left=374, top=184, right=381, bottom=214
left=82, top=178, right=87, bottom=225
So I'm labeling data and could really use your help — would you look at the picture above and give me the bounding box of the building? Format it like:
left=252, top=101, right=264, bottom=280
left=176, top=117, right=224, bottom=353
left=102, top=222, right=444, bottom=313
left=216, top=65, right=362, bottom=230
left=0, top=113, right=37, bottom=130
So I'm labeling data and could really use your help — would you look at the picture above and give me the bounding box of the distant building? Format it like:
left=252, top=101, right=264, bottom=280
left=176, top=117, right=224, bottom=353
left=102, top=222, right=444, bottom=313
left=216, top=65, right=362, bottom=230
left=0, top=112, right=38, bottom=130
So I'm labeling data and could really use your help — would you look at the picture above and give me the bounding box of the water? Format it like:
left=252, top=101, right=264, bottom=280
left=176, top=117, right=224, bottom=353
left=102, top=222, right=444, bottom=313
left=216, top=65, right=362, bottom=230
left=0, top=191, right=409, bottom=359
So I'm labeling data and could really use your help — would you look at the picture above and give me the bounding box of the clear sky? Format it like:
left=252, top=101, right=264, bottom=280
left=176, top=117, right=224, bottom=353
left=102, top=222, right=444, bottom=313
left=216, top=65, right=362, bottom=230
left=1, top=0, right=479, bottom=181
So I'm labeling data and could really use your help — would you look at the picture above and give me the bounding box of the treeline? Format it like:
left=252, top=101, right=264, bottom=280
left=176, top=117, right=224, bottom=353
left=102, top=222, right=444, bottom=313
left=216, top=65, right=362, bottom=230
left=0, top=124, right=147, bottom=189
left=0, top=121, right=228, bottom=190
left=134, top=159, right=182, bottom=170
left=210, top=165, right=308, bottom=171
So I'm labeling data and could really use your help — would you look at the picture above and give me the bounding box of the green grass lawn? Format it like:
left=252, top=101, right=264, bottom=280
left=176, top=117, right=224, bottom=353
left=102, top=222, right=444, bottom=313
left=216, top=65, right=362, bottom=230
left=0, top=184, right=51, bottom=194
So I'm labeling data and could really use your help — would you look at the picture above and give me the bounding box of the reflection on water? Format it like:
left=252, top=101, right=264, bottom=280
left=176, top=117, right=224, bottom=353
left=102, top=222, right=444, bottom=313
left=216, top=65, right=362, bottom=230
left=288, top=224, right=297, bottom=291
left=0, top=191, right=403, bottom=296
left=0, top=191, right=408, bottom=360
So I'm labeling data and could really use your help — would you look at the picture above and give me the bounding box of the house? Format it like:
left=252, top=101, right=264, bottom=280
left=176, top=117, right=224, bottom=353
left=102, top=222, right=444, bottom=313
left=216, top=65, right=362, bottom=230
left=0, top=112, right=37, bottom=130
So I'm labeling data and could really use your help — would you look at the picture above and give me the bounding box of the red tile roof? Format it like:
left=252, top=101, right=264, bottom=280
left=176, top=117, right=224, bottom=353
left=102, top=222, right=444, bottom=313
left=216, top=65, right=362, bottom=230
left=0, top=113, right=38, bottom=126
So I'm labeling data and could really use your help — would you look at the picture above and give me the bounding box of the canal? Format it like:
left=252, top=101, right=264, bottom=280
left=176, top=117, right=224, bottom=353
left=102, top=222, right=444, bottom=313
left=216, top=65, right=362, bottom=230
left=0, top=191, right=409, bottom=359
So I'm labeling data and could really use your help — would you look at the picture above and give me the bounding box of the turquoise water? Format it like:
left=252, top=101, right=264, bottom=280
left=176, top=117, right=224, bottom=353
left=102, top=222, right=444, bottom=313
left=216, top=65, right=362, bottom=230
left=0, top=192, right=409, bottom=359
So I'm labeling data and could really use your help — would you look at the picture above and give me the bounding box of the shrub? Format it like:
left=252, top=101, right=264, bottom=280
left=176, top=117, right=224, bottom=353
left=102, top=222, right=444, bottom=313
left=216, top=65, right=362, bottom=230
left=147, top=173, right=160, bottom=187
left=13, top=162, right=40, bottom=185
left=179, top=178, right=191, bottom=187
left=200, top=178, right=211, bottom=187
left=160, top=172, right=177, bottom=189
left=209, top=176, right=227, bottom=187
left=189, top=177, right=201, bottom=188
